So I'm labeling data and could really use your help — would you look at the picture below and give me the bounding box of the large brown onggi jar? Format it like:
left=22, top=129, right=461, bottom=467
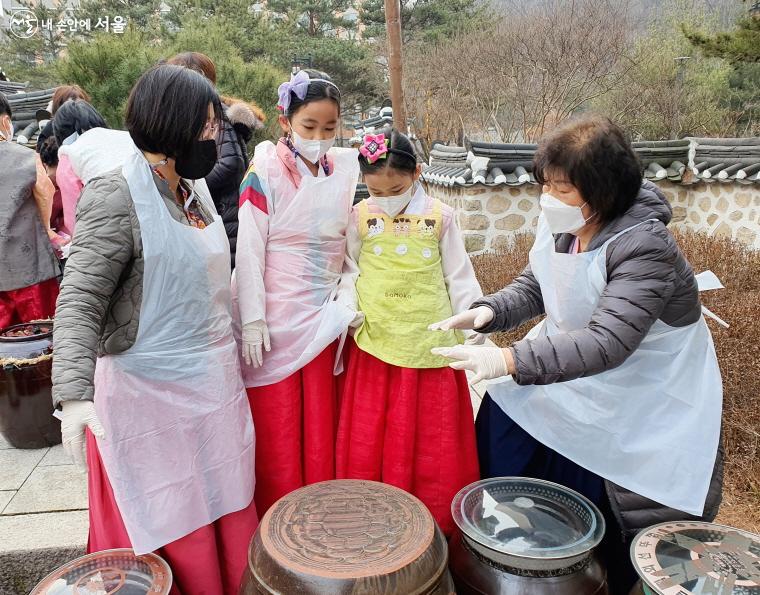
left=239, top=479, right=455, bottom=594
left=449, top=477, right=608, bottom=594
left=628, top=521, right=760, bottom=595
left=0, top=320, right=60, bottom=449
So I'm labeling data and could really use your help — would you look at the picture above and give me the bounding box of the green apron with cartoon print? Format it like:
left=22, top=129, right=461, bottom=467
left=354, top=199, right=462, bottom=369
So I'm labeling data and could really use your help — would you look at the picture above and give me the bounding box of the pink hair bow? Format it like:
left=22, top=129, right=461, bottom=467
left=360, top=133, right=389, bottom=164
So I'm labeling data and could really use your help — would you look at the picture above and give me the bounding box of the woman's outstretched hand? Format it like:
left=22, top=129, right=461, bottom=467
left=432, top=344, right=514, bottom=384
left=429, top=306, right=494, bottom=332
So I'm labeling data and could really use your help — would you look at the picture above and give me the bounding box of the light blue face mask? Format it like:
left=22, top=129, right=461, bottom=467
left=62, top=131, right=80, bottom=146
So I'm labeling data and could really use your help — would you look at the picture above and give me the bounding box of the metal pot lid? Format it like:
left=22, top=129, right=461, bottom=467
left=0, top=321, right=53, bottom=360
left=30, top=549, right=172, bottom=595
left=631, top=521, right=760, bottom=595
left=451, top=477, right=604, bottom=564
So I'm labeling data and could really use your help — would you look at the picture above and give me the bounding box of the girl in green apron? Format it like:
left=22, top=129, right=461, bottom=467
left=335, top=129, right=483, bottom=535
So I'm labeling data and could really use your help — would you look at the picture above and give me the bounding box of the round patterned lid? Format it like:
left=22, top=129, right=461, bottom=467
left=451, top=477, right=605, bottom=570
left=30, top=549, right=172, bottom=595
left=631, top=521, right=760, bottom=595
left=258, top=479, right=437, bottom=580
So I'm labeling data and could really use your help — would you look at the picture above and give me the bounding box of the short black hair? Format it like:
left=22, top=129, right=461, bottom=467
left=52, top=100, right=107, bottom=145
left=359, top=127, right=417, bottom=175
left=39, top=136, right=59, bottom=168
left=0, top=92, right=11, bottom=118
left=125, top=64, right=222, bottom=158
left=285, top=70, right=341, bottom=118
left=533, top=114, right=642, bottom=224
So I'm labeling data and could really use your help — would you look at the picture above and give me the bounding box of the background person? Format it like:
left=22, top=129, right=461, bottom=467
left=0, top=92, right=60, bottom=328
left=167, top=51, right=266, bottom=269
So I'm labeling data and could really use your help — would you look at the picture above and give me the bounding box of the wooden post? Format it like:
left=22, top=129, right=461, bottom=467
left=384, top=0, right=406, bottom=131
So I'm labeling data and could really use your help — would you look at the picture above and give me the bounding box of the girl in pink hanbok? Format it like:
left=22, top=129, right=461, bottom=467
left=235, top=70, right=359, bottom=514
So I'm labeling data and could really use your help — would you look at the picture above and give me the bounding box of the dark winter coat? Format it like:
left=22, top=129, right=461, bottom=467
left=205, top=100, right=261, bottom=270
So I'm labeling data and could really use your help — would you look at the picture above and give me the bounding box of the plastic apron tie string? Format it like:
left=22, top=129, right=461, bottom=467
left=695, top=270, right=730, bottom=328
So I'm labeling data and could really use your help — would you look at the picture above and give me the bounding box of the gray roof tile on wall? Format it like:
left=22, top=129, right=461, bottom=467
left=6, top=88, right=55, bottom=148
left=422, top=137, right=760, bottom=187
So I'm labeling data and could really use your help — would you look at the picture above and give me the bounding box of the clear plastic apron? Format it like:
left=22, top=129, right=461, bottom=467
left=488, top=215, right=722, bottom=515
left=93, top=152, right=255, bottom=554
left=236, top=145, right=358, bottom=387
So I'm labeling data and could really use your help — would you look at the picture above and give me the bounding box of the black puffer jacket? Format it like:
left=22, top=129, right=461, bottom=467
left=205, top=100, right=261, bottom=269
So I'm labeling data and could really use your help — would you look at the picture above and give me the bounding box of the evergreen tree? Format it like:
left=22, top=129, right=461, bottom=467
left=684, top=14, right=760, bottom=64
left=360, top=0, right=487, bottom=43
left=265, top=0, right=356, bottom=37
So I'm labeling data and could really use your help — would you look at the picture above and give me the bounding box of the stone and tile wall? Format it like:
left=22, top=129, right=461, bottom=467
left=425, top=181, right=760, bottom=252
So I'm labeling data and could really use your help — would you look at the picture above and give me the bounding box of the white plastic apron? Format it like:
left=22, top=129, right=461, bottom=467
left=488, top=215, right=722, bottom=515
left=237, top=146, right=358, bottom=387
left=93, top=152, right=255, bottom=554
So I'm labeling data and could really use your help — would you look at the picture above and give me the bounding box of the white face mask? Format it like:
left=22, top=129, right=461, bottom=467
left=371, top=182, right=416, bottom=217
left=539, top=192, right=593, bottom=235
left=291, top=129, right=335, bottom=164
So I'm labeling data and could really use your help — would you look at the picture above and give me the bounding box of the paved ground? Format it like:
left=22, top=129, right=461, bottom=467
left=0, top=433, right=88, bottom=594
left=0, top=371, right=487, bottom=593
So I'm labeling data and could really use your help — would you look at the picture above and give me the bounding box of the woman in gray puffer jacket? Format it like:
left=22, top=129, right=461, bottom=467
left=432, top=114, right=723, bottom=595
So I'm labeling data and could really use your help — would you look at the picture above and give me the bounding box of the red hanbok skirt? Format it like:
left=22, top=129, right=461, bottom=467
left=336, top=340, right=479, bottom=536
left=246, top=341, right=341, bottom=516
left=0, top=277, right=58, bottom=328
left=85, top=432, right=259, bottom=595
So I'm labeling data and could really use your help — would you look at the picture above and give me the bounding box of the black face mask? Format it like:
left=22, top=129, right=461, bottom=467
left=175, top=139, right=217, bottom=180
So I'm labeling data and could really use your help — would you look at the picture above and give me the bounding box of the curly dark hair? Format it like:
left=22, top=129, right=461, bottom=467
left=0, top=92, right=11, bottom=118
left=39, top=136, right=59, bottom=168
left=533, top=114, right=643, bottom=224
left=52, top=100, right=107, bottom=145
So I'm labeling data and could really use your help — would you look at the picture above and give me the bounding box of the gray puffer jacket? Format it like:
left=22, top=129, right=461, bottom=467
left=474, top=181, right=700, bottom=383
left=474, top=180, right=723, bottom=535
left=52, top=168, right=214, bottom=407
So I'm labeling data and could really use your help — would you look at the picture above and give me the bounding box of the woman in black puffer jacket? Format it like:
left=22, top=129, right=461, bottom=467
left=167, top=52, right=265, bottom=269
left=206, top=97, right=264, bottom=269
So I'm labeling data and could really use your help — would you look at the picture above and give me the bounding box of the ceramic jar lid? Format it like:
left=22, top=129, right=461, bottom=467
left=631, top=521, right=760, bottom=595
left=452, top=477, right=605, bottom=572
left=30, top=549, right=172, bottom=595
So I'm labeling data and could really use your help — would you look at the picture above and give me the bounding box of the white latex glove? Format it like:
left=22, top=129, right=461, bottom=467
left=60, top=400, right=105, bottom=470
left=432, top=344, right=511, bottom=384
left=349, top=310, right=365, bottom=329
left=429, top=306, right=494, bottom=332
left=464, top=331, right=487, bottom=345
left=242, top=320, right=271, bottom=368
